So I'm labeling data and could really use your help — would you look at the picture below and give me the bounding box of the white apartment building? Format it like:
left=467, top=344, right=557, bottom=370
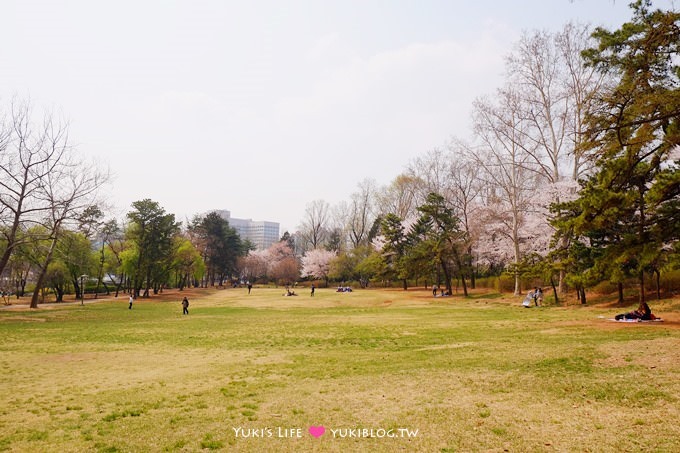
left=214, top=210, right=280, bottom=250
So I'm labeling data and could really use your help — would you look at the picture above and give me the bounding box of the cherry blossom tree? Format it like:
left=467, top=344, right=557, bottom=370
left=267, top=242, right=299, bottom=284
left=238, top=249, right=269, bottom=283
left=301, top=249, right=336, bottom=287
left=470, top=88, right=542, bottom=295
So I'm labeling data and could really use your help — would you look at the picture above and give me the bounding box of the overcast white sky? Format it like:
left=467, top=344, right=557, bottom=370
left=1, top=0, right=676, bottom=233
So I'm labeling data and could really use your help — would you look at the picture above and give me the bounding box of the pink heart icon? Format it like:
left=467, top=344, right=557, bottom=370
left=309, top=426, right=325, bottom=438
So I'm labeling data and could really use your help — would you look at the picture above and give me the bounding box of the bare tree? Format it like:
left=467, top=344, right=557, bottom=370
left=406, top=147, right=453, bottom=204
left=297, top=199, right=330, bottom=251
left=556, top=22, right=608, bottom=180
left=30, top=155, right=107, bottom=307
left=470, top=89, right=543, bottom=295
left=376, top=173, right=421, bottom=221
left=507, top=23, right=607, bottom=183
left=444, top=142, right=484, bottom=287
left=507, top=23, right=608, bottom=295
left=347, top=178, right=377, bottom=249
left=0, top=100, right=68, bottom=278
left=507, top=29, right=569, bottom=183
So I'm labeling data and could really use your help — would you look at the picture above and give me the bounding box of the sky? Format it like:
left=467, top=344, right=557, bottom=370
left=1, top=0, right=677, bottom=233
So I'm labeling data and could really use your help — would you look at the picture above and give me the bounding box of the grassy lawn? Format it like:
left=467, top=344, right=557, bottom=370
left=1, top=287, right=679, bottom=452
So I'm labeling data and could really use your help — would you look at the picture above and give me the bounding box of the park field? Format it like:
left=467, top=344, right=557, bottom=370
left=1, top=287, right=680, bottom=452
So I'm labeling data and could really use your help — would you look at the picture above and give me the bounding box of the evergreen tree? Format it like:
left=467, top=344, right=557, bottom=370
left=189, top=212, right=246, bottom=286
left=126, top=199, right=180, bottom=297
left=408, top=193, right=468, bottom=296
left=380, top=213, right=410, bottom=290
left=554, top=1, right=680, bottom=303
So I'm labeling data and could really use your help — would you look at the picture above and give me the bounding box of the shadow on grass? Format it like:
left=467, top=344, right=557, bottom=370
left=466, top=292, right=504, bottom=300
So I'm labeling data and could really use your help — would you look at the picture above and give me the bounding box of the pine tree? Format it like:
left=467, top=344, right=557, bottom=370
left=554, top=1, right=680, bottom=303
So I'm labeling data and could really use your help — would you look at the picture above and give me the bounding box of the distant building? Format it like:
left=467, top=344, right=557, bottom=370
left=213, top=210, right=280, bottom=250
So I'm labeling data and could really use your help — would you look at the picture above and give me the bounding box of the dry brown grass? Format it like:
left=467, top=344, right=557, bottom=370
left=1, top=286, right=679, bottom=452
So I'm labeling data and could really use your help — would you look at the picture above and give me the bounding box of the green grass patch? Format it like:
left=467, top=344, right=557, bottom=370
left=1, top=287, right=678, bottom=452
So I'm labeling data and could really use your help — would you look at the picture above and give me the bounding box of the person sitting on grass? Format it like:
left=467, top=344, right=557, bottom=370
left=615, top=301, right=655, bottom=321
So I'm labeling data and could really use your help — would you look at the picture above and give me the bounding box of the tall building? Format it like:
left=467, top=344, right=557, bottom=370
left=213, top=210, right=280, bottom=250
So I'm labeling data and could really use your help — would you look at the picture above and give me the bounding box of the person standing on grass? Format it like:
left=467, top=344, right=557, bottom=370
left=247, top=283, right=252, bottom=294
left=311, top=284, right=315, bottom=297
left=535, top=287, right=543, bottom=306
left=128, top=294, right=134, bottom=309
left=182, top=296, right=189, bottom=315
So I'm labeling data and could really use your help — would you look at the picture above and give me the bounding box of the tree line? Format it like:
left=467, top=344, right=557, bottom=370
left=2, top=2, right=678, bottom=305
left=0, top=113, right=253, bottom=306
left=290, top=1, right=680, bottom=304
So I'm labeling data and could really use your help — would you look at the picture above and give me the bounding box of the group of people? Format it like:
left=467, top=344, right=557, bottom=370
left=517, top=288, right=661, bottom=321
left=336, top=286, right=353, bottom=292
left=432, top=286, right=451, bottom=297
left=522, top=287, right=544, bottom=307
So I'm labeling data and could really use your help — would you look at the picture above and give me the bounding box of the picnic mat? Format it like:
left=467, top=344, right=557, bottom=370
left=607, top=318, right=664, bottom=322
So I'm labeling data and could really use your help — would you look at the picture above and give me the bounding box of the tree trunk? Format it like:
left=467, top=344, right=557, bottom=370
left=655, top=269, right=661, bottom=300
left=550, top=276, right=559, bottom=305
left=95, top=244, right=105, bottom=299
left=0, top=203, right=25, bottom=278
left=73, top=278, right=82, bottom=300
left=402, top=279, right=407, bottom=290
left=55, top=285, right=64, bottom=302
left=617, top=282, right=624, bottom=304
left=558, top=269, right=566, bottom=295
left=579, top=286, right=587, bottom=305
left=638, top=270, right=645, bottom=304
left=467, top=245, right=476, bottom=289
left=514, top=271, right=521, bottom=297
left=30, top=236, right=59, bottom=309
left=440, top=257, right=453, bottom=294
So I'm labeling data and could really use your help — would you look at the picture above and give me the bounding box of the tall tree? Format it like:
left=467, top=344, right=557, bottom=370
left=471, top=89, right=543, bottom=295
left=408, top=193, right=469, bottom=296
left=126, top=199, right=180, bottom=297
left=190, top=212, right=246, bottom=286
left=380, top=213, right=410, bottom=290
left=0, top=100, right=69, bottom=279
left=171, top=236, right=205, bottom=290
left=557, top=22, right=608, bottom=180
left=55, top=230, right=96, bottom=300
left=298, top=199, right=330, bottom=251
left=443, top=146, right=484, bottom=288
left=376, top=174, right=421, bottom=221
left=29, top=155, right=106, bottom=308
left=347, top=179, right=377, bottom=249
left=507, top=28, right=569, bottom=182
left=555, top=0, right=680, bottom=303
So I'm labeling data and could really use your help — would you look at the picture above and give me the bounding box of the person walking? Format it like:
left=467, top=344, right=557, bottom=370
left=182, top=296, right=189, bottom=315
left=310, top=284, right=315, bottom=297
left=128, top=294, right=134, bottom=310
